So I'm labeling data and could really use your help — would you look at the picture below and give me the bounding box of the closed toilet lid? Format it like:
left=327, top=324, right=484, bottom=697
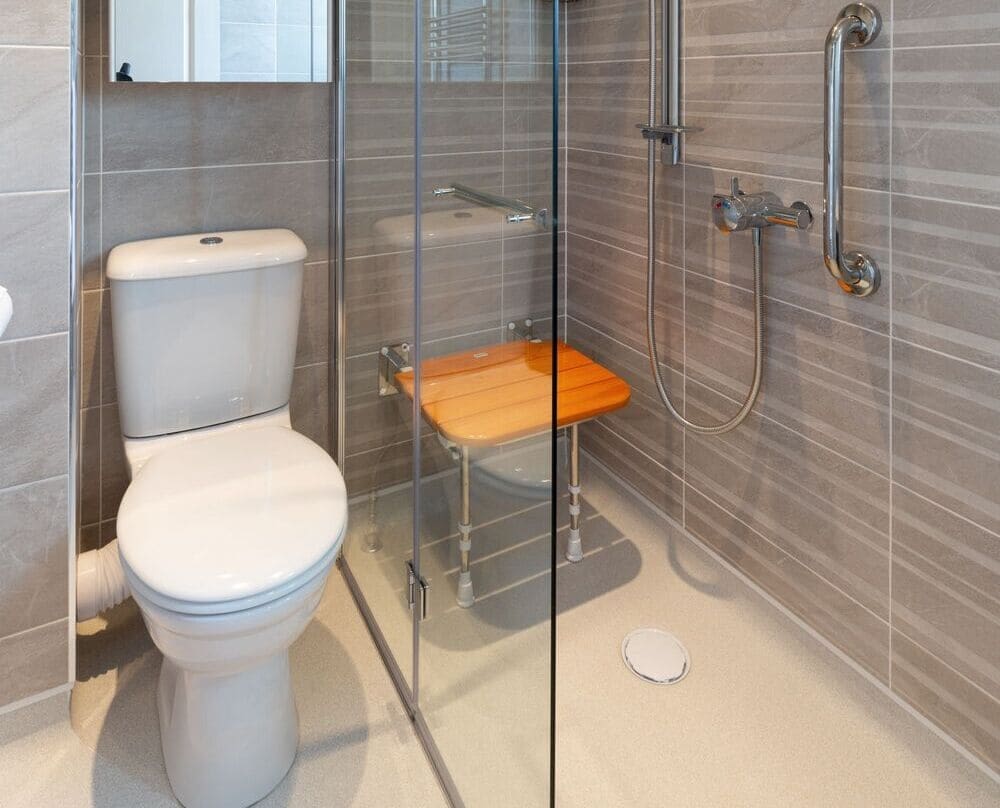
left=117, top=426, right=347, bottom=611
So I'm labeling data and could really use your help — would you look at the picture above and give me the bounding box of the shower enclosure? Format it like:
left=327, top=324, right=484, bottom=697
left=336, top=0, right=561, bottom=803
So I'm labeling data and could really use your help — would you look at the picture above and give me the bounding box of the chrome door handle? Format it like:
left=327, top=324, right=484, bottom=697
left=823, top=4, right=881, bottom=297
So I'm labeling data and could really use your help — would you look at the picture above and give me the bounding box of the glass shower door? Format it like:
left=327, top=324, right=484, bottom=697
left=413, top=0, right=560, bottom=803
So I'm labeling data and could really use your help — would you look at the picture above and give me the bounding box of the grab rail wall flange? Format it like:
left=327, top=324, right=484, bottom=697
left=823, top=3, right=881, bottom=297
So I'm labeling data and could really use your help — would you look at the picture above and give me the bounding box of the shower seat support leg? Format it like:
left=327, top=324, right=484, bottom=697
left=456, top=445, right=475, bottom=608
left=566, top=424, right=584, bottom=562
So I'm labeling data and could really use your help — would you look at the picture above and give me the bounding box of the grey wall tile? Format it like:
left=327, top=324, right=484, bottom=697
left=102, top=83, right=331, bottom=170
left=83, top=57, right=102, bottom=173
left=99, top=402, right=127, bottom=520
left=79, top=290, right=100, bottom=408
left=501, top=232, right=561, bottom=326
left=686, top=384, right=891, bottom=619
left=0, top=0, right=70, bottom=46
left=0, top=46, right=71, bottom=193
left=566, top=149, right=682, bottom=263
left=566, top=60, right=648, bottom=159
left=347, top=0, right=413, bottom=62
left=684, top=0, right=891, bottom=57
left=0, top=477, right=68, bottom=637
left=79, top=407, right=100, bottom=527
left=685, top=485, right=890, bottom=681
left=895, top=1, right=1000, bottom=48
left=684, top=272, right=891, bottom=474
left=892, top=485, right=1000, bottom=701
left=344, top=239, right=501, bottom=356
left=83, top=0, right=104, bottom=57
left=567, top=0, right=648, bottom=64
left=892, top=194, right=1000, bottom=372
left=892, top=340, right=1000, bottom=537
left=571, top=319, right=683, bottom=480
left=564, top=234, right=683, bottom=368
left=893, top=45, right=1000, bottom=206
left=891, top=631, right=1000, bottom=773
left=0, top=335, right=69, bottom=490
left=0, top=619, right=69, bottom=708
left=290, top=362, right=330, bottom=452
left=684, top=50, right=890, bottom=191
left=81, top=174, right=102, bottom=290
left=101, top=161, right=330, bottom=263
left=296, top=262, right=331, bottom=367
left=0, top=191, right=70, bottom=340
left=581, top=420, right=684, bottom=523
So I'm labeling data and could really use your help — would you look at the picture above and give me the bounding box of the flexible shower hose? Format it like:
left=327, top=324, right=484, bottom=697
left=644, top=0, right=764, bottom=435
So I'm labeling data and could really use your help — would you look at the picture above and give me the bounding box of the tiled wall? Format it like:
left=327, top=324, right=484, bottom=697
left=0, top=0, right=74, bottom=709
left=342, top=0, right=562, bottom=495
left=79, top=0, right=334, bottom=549
left=220, top=0, right=328, bottom=81
left=564, top=0, right=1000, bottom=773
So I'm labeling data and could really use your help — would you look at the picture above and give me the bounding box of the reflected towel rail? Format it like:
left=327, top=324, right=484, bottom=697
left=433, top=183, right=550, bottom=227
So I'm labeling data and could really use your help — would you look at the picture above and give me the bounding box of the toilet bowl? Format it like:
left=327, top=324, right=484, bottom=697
left=116, top=423, right=347, bottom=808
left=106, top=229, right=347, bottom=808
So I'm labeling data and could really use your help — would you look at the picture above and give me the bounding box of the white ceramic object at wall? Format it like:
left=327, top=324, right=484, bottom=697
left=106, top=229, right=307, bottom=438
left=373, top=205, right=506, bottom=249
left=107, top=229, right=348, bottom=808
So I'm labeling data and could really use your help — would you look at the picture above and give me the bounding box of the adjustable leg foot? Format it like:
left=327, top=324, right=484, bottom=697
left=566, top=424, right=583, bottom=562
left=456, top=568, right=474, bottom=608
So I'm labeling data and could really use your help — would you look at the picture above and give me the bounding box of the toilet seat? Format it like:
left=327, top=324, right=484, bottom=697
left=117, top=426, right=347, bottom=616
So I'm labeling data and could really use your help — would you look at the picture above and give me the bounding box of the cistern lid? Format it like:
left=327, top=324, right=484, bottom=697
left=116, top=427, right=347, bottom=612
left=107, top=228, right=307, bottom=281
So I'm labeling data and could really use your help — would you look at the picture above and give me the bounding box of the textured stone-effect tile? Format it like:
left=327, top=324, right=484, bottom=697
left=80, top=406, right=101, bottom=527
left=83, top=0, right=104, bottom=57
left=79, top=290, right=100, bottom=409
left=891, top=630, right=1000, bottom=774
left=0, top=192, right=70, bottom=340
left=579, top=420, right=683, bottom=522
left=567, top=0, right=649, bottom=64
left=347, top=68, right=502, bottom=158
left=344, top=239, right=501, bottom=356
left=99, top=289, right=116, bottom=405
left=892, top=340, right=1000, bottom=537
left=683, top=165, right=891, bottom=334
left=892, top=485, right=1000, bottom=701
left=684, top=50, right=890, bottom=190
left=0, top=619, right=68, bottom=708
left=98, top=403, right=127, bottom=521
left=102, top=83, right=331, bottom=170
left=102, top=161, right=330, bottom=263
left=501, top=231, right=561, bottom=326
left=683, top=272, right=891, bottom=475
left=344, top=433, right=452, bottom=497
left=296, top=262, right=330, bottom=367
left=347, top=0, right=413, bottom=62
left=0, top=47, right=70, bottom=193
left=81, top=174, right=102, bottom=291
left=571, top=319, right=683, bottom=480
left=566, top=60, right=648, bottom=159
left=686, top=384, right=890, bottom=619
left=892, top=194, right=1000, bottom=372
left=893, top=45, right=1000, bottom=207
left=0, top=477, right=68, bottom=638
left=291, top=362, right=330, bottom=452
left=566, top=148, right=682, bottom=263
left=895, top=0, right=1000, bottom=48
left=83, top=57, right=102, bottom=174
left=684, top=0, right=891, bottom=57
left=503, top=72, right=557, bottom=153
left=685, top=486, right=890, bottom=682
left=0, top=0, right=70, bottom=46
left=0, top=336, right=69, bottom=490
left=565, top=233, right=683, bottom=367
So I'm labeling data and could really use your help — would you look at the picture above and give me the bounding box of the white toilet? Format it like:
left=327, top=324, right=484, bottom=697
left=106, top=229, right=347, bottom=808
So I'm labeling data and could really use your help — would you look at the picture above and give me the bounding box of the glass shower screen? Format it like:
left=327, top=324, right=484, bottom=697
left=339, top=0, right=560, bottom=804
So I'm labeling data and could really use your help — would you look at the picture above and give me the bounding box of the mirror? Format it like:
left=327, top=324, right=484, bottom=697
left=110, top=0, right=331, bottom=82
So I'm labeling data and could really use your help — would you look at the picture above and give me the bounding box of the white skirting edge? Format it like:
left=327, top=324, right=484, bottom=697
left=582, top=449, right=1000, bottom=786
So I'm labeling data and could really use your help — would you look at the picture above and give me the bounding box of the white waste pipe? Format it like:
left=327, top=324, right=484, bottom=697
left=77, top=539, right=130, bottom=622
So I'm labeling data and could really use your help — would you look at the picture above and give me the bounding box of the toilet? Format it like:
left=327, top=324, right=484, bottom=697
left=106, top=229, right=347, bottom=808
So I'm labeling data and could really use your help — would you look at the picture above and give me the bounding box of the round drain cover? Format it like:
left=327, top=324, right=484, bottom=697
left=622, top=628, right=690, bottom=685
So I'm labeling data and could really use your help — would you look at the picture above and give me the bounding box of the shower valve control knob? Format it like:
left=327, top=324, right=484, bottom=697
left=712, top=176, right=813, bottom=233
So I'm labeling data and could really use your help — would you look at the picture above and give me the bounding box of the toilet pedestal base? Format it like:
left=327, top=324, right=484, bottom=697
left=157, top=652, right=298, bottom=808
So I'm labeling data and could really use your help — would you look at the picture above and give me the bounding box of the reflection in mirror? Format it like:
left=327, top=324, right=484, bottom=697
left=110, top=0, right=331, bottom=82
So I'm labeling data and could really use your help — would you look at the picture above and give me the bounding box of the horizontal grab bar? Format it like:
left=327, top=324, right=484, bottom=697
left=433, top=183, right=550, bottom=227
left=823, top=3, right=881, bottom=297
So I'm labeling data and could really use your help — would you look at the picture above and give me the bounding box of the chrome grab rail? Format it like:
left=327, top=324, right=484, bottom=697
left=823, top=3, right=881, bottom=297
left=433, top=183, right=550, bottom=227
